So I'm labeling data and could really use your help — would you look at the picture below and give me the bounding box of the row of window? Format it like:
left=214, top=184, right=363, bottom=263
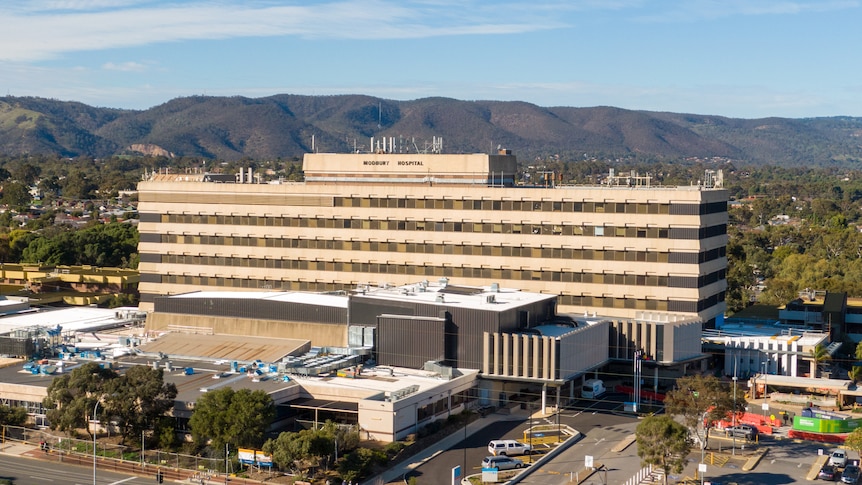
left=149, top=213, right=725, bottom=240
left=333, top=197, right=726, bottom=216
left=141, top=278, right=723, bottom=314
left=142, top=233, right=725, bottom=265
left=142, top=253, right=724, bottom=289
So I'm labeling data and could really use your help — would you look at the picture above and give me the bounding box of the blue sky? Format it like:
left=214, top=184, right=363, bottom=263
left=1, top=0, right=860, bottom=119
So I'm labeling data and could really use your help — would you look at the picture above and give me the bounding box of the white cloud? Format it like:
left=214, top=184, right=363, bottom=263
left=102, top=61, right=150, bottom=72
left=0, top=0, right=570, bottom=62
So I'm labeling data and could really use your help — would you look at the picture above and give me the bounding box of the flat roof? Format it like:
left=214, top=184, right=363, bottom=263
left=0, top=306, right=143, bottom=335
left=139, top=333, right=309, bottom=363
left=169, top=291, right=348, bottom=308
left=356, top=281, right=555, bottom=312
left=703, top=327, right=828, bottom=347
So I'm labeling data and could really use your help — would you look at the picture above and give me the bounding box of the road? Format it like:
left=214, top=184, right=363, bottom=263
left=387, top=390, right=844, bottom=484
left=401, top=391, right=645, bottom=484
left=0, top=453, right=156, bottom=485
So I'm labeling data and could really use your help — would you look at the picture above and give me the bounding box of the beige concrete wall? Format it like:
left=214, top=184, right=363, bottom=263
left=0, top=382, right=47, bottom=403
left=138, top=179, right=727, bottom=321
left=146, top=313, right=347, bottom=346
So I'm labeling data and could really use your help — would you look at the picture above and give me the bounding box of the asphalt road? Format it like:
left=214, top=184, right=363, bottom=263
left=0, top=453, right=156, bottom=485
left=390, top=390, right=853, bottom=485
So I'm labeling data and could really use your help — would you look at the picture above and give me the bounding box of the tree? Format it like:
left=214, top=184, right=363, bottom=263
left=849, top=366, right=862, bottom=385
left=0, top=404, right=27, bottom=426
left=846, top=427, right=862, bottom=456
left=1, top=180, right=31, bottom=211
left=104, top=365, right=177, bottom=444
left=664, top=374, right=743, bottom=455
left=810, top=343, right=832, bottom=378
left=636, top=415, right=691, bottom=485
left=43, top=362, right=119, bottom=437
left=263, top=421, right=360, bottom=476
left=189, top=387, right=275, bottom=451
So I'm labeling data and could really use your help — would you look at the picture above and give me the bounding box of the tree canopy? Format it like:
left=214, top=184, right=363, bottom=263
left=664, top=374, right=745, bottom=452
left=43, top=361, right=177, bottom=443
left=44, top=361, right=118, bottom=437
left=188, top=387, right=275, bottom=451
left=636, top=415, right=691, bottom=485
left=103, top=365, right=178, bottom=444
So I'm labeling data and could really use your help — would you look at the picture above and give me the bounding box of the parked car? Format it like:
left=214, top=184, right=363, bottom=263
left=819, top=464, right=838, bottom=480
left=482, top=456, right=525, bottom=471
left=830, top=449, right=848, bottom=468
left=842, top=464, right=860, bottom=484
left=488, top=439, right=532, bottom=456
left=726, top=424, right=757, bottom=441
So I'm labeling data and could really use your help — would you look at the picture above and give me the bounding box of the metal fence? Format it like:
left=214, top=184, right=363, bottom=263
left=0, top=425, right=252, bottom=482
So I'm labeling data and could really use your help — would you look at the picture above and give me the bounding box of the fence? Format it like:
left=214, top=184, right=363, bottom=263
left=1, top=425, right=264, bottom=484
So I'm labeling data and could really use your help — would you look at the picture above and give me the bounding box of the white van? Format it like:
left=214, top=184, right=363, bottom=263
left=488, top=439, right=532, bottom=456
left=581, top=379, right=606, bottom=399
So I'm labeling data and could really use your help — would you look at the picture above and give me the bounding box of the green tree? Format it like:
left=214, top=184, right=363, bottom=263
left=189, top=387, right=275, bottom=451
left=0, top=403, right=28, bottom=426
left=43, top=362, right=119, bottom=437
left=104, top=365, right=177, bottom=445
left=810, top=344, right=831, bottom=378
left=636, top=415, right=691, bottom=485
left=664, top=375, right=743, bottom=454
left=846, top=427, right=862, bottom=456
left=262, top=421, right=360, bottom=477
left=1, top=180, right=31, bottom=210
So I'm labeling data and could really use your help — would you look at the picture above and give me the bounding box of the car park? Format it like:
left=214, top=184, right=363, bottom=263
left=819, top=464, right=838, bottom=481
left=842, top=464, right=860, bottom=484
left=488, top=439, right=532, bottom=456
left=482, top=456, right=525, bottom=471
left=830, top=450, right=848, bottom=468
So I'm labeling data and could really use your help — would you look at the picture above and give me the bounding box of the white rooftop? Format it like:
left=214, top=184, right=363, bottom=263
left=0, top=306, right=143, bottom=335
left=356, top=281, right=555, bottom=311
left=170, top=291, right=349, bottom=308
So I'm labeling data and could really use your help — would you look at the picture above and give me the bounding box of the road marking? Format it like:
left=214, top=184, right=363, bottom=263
left=29, top=477, right=53, bottom=482
left=108, top=478, right=137, bottom=485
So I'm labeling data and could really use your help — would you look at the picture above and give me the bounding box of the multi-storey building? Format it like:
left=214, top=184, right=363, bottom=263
left=137, top=149, right=727, bottom=327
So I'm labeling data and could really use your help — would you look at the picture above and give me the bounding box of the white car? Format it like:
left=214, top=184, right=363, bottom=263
left=488, top=439, right=532, bottom=456
left=829, top=449, right=848, bottom=468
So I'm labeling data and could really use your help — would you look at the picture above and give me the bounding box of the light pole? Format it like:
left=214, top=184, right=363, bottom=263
left=93, top=399, right=101, bottom=485
left=732, top=360, right=738, bottom=456
left=760, top=358, right=769, bottom=420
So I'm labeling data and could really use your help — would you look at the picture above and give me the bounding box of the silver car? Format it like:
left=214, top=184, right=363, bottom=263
left=482, top=456, right=525, bottom=471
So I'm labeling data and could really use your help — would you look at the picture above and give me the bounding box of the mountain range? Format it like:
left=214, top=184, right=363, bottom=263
left=2, top=94, right=861, bottom=167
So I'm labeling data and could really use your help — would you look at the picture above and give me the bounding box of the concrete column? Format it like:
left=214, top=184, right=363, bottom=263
left=513, top=334, right=520, bottom=377
left=482, top=332, right=490, bottom=374
left=502, top=335, right=510, bottom=376
left=522, top=335, right=531, bottom=378
left=493, top=333, right=500, bottom=375
left=542, top=336, right=551, bottom=380
left=532, top=335, right=540, bottom=379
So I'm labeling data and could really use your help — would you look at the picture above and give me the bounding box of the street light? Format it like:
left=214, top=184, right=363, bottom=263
left=760, top=356, right=771, bottom=424
left=93, top=399, right=101, bottom=485
left=732, top=360, right=738, bottom=456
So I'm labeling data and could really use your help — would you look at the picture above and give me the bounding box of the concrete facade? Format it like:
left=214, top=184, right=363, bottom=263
left=136, top=151, right=728, bottom=327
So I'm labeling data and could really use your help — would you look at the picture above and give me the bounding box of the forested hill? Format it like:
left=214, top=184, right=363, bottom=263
left=1, top=94, right=862, bottom=166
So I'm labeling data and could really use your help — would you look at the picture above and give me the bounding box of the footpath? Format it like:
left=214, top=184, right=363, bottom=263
left=368, top=411, right=526, bottom=485
left=0, top=440, right=261, bottom=485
